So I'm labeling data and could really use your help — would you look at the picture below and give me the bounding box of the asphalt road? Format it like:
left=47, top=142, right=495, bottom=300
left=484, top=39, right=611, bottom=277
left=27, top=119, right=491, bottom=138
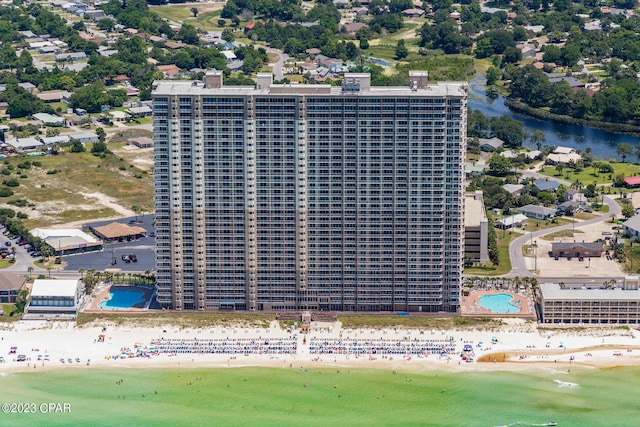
left=505, top=170, right=621, bottom=279
left=62, top=216, right=156, bottom=273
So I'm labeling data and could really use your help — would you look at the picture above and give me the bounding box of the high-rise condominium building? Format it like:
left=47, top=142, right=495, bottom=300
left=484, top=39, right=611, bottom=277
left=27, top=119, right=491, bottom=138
left=152, top=71, right=467, bottom=313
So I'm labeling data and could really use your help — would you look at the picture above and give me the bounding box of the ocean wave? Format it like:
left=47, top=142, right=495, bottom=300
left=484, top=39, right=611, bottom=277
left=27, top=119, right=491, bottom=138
left=553, top=379, right=579, bottom=388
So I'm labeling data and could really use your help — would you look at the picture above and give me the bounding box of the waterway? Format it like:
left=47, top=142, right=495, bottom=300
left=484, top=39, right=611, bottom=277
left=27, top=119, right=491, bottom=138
left=468, top=77, right=640, bottom=159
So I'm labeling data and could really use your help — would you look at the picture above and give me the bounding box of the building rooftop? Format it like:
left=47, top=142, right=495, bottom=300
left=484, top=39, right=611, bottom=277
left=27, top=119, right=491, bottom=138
left=31, top=279, right=79, bottom=298
left=465, top=191, right=487, bottom=227
left=152, top=71, right=468, bottom=98
left=540, top=282, right=640, bottom=301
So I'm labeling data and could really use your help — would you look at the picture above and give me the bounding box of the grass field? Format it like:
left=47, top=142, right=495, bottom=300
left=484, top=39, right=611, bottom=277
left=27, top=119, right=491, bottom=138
left=464, top=232, right=518, bottom=276
left=539, top=162, right=640, bottom=186
left=0, top=144, right=154, bottom=228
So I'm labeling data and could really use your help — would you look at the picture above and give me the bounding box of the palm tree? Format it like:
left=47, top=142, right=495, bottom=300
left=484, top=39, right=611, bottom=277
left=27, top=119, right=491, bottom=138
left=27, top=266, right=33, bottom=280
left=191, top=7, right=198, bottom=17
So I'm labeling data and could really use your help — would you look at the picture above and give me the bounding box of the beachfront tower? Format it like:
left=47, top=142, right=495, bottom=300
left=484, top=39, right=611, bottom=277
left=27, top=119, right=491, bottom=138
left=152, top=71, right=467, bottom=313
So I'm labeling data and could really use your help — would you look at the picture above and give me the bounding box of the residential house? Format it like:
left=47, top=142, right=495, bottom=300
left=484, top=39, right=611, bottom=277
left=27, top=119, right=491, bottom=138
left=164, top=41, right=187, bottom=50
left=55, top=52, right=87, bottom=62
left=402, top=8, right=425, bottom=17
left=478, top=137, right=505, bottom=151
left=36, top=91, right=71, bottom=103
left=32, top=113, right=66, bottom=126
left=502, top=183, right=524, bottom=197
left=465, top=164, right=484, bottom=178
left=565, top=188, right=588, bottom=204
left=157, top=64, right=181, bottom=78
left=221, top=50, right=237, bottom=61
left=0, top=272, right=26, bottom=304
left=0, top=101, right=8, bottom=119
left=533, top=179, right=560, bottom=192
left=495, top=213, right=528, bottom=229
left=127, top=136, right=153, bottom=148
left=41, top=135, right=70, bottom=146
left=546, top=146, right=582, bottom=164
left=623, top=215, right=640, bottom=238
left=67, top=131, right=99, bottom=143
left=19, top=82, right=37, bottom=92
left=343, top=22, right=367, bottom=33
left=624, top=177, right=640, bottom=188
left=109, top=110, right=128, bottom=122
left=126, top=105, right=152, bottom=117
left=517, top=204, right=557, bottom=220
left=7, top=137, right=44, bottom=152
left=84, top=9, right=105, bottom=21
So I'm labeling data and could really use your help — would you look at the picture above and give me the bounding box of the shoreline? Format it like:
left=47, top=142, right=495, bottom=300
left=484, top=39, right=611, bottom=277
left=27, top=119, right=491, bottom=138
left=1, top=319, right=639, bottom=375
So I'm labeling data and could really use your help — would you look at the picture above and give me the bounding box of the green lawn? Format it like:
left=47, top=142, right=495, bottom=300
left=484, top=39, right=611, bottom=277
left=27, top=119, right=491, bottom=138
left=521, top=217, right=573, bottom=232
left=464, top=232, right=518, bottom=276
left=539, top=162, right=640, bottom=187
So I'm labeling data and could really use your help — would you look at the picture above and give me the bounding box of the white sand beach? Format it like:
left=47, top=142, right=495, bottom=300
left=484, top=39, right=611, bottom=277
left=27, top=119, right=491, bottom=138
left=1, top=319, right=639, bottom=373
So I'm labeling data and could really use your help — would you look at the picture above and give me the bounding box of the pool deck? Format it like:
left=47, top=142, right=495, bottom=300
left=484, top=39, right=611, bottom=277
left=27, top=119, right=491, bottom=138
left=460, top=290, right=536, bottom=319
left=84, top=284, right=154, bottom=312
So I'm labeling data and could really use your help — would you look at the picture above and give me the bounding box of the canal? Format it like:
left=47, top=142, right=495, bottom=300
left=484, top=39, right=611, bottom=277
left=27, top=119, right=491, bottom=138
left=468, top=77, right=640, bottom=160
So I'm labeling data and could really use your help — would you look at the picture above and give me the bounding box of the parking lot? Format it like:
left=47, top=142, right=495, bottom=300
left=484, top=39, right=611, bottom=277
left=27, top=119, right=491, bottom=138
left=524, top=220, right=624, bottom=278
left=63, top=216, right=156, bottom=273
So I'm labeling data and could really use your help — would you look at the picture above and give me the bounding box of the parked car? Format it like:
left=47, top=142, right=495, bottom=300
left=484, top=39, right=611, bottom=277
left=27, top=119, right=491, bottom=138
left=16, top=354, right=26, bottom=362
left=129, top=253, right=137, bottom=262
left=4, top=242, right=11, bottom=247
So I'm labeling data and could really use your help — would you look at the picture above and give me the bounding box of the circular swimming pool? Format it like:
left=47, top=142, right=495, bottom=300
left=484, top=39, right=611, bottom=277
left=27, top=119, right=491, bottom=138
left=477, top=293, right=521, bottom=314
left=99, top=287, right=149, bottom=310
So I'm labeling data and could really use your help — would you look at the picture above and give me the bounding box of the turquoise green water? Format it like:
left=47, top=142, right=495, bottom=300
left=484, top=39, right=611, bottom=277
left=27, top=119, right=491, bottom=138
left=1, top=366, right=639, bottom=426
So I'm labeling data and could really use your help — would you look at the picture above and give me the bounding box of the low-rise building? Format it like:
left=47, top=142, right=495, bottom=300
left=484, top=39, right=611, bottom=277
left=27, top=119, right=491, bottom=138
left=31, top=228, right=103, bottom=255
left=465, top=191, right=489, bottom=263
left=517, top=204, right=557, bottom=220
left=495, top=213, right=528, bottom=229
left=25, top=279, right=83, bottom=320
left=478, top=137, right=505, bottom=151
left=6, top=137, right=44, bottom=152
left=550, top=241, right=603, bottom=258
left=538, top=278, right=640, bottom=324
left=0, top=272, right=26, bottom=304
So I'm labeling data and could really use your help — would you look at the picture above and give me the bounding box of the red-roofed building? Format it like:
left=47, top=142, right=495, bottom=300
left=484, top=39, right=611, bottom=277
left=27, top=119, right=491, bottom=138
left=624, top=176, right=640, bottom=188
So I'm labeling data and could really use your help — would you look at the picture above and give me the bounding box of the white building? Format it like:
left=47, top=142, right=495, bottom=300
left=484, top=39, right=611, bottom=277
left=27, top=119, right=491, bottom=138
left=25, top=279, right=82, bottom=320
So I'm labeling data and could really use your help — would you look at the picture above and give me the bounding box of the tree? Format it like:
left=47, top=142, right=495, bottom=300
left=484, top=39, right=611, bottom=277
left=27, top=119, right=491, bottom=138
left=623, top=203, right=635, bottom=219
left=91, top=141, right=109, bottom=154
left=191, top=7, right=198, bottom=17
left=530, top=130, right=546, bottom=151
left=359, top=38, right=369, bottom=50
left=178, top=24, right=199, bottom=45
left=617, top=143, right=633, bottom=163
left=70, top=140, right=85, bottom=152
left=486, top=67, right=500, bottom=85
left=487, top=153, right=513, bottom=177
left=395, top=40, right=408, bottom=60
left=27, top=266, right=33, bottom=280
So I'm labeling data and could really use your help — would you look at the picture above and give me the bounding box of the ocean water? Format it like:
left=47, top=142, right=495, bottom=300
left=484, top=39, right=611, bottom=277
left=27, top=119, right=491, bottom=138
left=1, top=366, right=639, bottom=426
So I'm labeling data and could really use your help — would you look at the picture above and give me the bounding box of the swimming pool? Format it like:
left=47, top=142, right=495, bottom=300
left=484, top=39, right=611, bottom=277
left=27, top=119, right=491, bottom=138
left=477, top=293, right=521, bottom=314
left=99, top=288, right=146, bottom=310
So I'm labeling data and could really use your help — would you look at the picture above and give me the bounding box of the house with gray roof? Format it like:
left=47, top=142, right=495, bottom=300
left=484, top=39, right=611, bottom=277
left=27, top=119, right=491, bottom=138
left=478, top=137, right=505, bottom=151
left=533, top=179, right=559, bottom=192
left=623, top=215, right=640, bottom=238
left=7, top=137, right=44, bottom=152
left=517, top=204, right=557, bottom=220
left=32, top=112, right=65, bottom=126
left=502, top=183, right=524, bottom=196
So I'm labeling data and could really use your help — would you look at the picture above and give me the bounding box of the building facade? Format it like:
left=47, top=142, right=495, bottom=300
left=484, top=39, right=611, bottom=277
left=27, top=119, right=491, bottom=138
left=152, top=71, right=467, bottom=313
left=539, top=278, right=640, bottom=324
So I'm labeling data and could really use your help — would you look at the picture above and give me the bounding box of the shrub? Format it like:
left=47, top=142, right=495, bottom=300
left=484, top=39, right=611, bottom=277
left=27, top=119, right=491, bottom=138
left=0, top=188, right=14, bottom=197
left=3, top=179, right=19, bottom=187
left=46, top=169, right=58, bottom=175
